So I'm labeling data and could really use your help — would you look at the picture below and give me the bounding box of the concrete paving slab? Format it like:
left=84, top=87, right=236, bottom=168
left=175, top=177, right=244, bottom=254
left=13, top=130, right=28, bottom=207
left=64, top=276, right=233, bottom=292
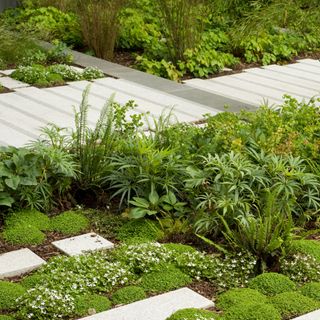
left=292, top=310, right=320, bottom=320
left=244, top=68, right=320, bottom=91
left=0, top=69, right=15, bottom=76
left=79, top=287, right=214, bottom=320
left=52, top=233, right=114, bottom=256
left=185, top=78, right=280, bottom=106
left=297, top=59, right=320, bottom=68
left=0, top=248, right=45, bottom=279
left=285, top=62, right=320, bottom=75
left=0, top=77, right=29, bottom=89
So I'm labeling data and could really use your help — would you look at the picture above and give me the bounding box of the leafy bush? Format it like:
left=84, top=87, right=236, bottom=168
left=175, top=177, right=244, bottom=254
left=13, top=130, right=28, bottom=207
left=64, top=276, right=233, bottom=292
left=299, top=282, right=320, bottom=301
left=290, top=240, right=320, bottom=262
left=11, top=6, right=82, bottom=46
left=82, top=66, right=105, bottom=80
left=270, top=292, right=319, bottom=319
left=50, top=211, right=89, bottom=235
left=0, top=316, right=14, bottom=320
left=248, top=273, right=296, bottom=296
left=0, top=281, right=26, bottom=310
left=2, top=224, right=46, bottom=245
left=5, top=209, right=50, bottom=230
left=280, top=253, right=320, bottom=283
left=216, top=288, right=267, bottom=311
left=74, top=294, right=111, bottom=316
left=111, top=286, right=146, bottom=305
left=166, top=308, right=218, bottom=320
left=140, top=266, right=192, bottom=293
left=223, top=302, right=281, bottom=320
left=116, top=219, right=163, bottom=243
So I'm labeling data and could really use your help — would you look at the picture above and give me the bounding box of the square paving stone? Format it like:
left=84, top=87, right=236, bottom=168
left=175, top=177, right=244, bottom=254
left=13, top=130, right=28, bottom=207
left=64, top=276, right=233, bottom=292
left=292, top=310, right=320, bottom=320
left=52, top=233, right=114, bottom=256
left=0, top=248, right=45, bottom=279
left=79, top=287, right=214, bottom=320
left=0, top=77, right=29, bottom=89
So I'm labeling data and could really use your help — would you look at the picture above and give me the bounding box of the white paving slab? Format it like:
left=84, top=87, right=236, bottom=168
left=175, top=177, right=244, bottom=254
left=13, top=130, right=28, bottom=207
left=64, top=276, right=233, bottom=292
left=292, top=310, right=320, bottom=320
left=0, top=69, right=15, bottom=76
left=297, top=59, right=320, bottom=68
left=0, top=77, right=29, bottom=89
left=52, top=233, right=114, bottom=256
left=0, top=248, right=45, bottom=279
left=79, top=287, right=214, bottom=320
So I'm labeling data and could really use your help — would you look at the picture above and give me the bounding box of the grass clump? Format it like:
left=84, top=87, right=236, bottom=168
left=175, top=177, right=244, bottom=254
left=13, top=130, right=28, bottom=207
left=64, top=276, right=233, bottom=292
left=216, top=288, right=267, bottom=311
left=2, top=224, right=46, bottom=245
left=270, top=292, right=319, bottom=319
left=116, top=219, right=163, bottom=243
left=20, top=274, right=44, bottom=289
left=223, top=302, right=281, bottom=320
left=163, top=243, right=196, bottom=254
left=166, top=308, right=218, bottom=320
left=74, top=294, right=111, bottom=316
left=111, top=286, right=146, bottom=305
left=0, top=281, right=26, bottom=310
left=140, top=266, right=192, bottom=293
left=300, top=282, right=320, bottom=301
left=291, top=240, right=320, bottom=262
left=5, top=209, right=50, bottom=230
left=248, top=272, right=296, bottom=296
left=50, top=211, right=89, bottom=235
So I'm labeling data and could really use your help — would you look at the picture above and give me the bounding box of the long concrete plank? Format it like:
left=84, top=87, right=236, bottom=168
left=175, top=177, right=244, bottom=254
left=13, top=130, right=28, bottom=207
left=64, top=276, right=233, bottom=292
left=79, top=288, right=214, bottom=320
left=227, top=73, right=318, bottom=98
left=292, top=310, right=320, bottom=320
left=285, top=63, right=320, bottom=75
left=185, top=78, right=280, bottom=106
left=297, top=59, right=320, bottom=68
left=244, top=68, right=320, bottom=91
left=208, top=75, right=307, bottom=102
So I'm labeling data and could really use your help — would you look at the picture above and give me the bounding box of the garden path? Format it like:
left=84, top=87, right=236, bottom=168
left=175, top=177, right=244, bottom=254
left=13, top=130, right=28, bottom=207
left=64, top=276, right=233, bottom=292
left=0, top=59, right=319, bottom=147
left=185, top=59, right=320, bottom=107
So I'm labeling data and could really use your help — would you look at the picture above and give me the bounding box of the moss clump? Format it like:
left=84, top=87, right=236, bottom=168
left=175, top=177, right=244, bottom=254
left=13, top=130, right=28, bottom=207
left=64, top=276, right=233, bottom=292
left=2, top=224, right=46, bottom=245
left=270, top=292, right=319, bottom=319
left=216, top=288, right=267, bottom=311
left=74, top=294, right=111, bottom=316
left=0, top=281, right=26, bottom=310
left=50, top=211, right=89, bottom=235
left=291, top=240, right=320, bottom=262
left=300, top=282, right=320, bottom=301
left=248, top=272, right=296, bottom=296
left=223, top=302, right=281, bottom=320
left=140, top=267, right=192, bottom=293
left=163, top=243, right=196, bottom=254
left=20, top=274, right=44, bottom=289
left=111, top=286, right=146, bottom=305
left=5, top=209, right=50, bottom=231
left=166, top=308, right=218, bottom=320
left=116, top=219, right=164, bottom=243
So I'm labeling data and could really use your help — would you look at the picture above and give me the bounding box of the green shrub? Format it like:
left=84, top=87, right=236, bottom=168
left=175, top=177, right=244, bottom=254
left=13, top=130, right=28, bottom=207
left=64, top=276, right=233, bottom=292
left=291, top=240, right=320, bottom=262
left=140, top=267, right=192, bottom=293
left=166, top=308, right=218, bottom=320
left=270, top=292, right=319, bottom=319
left=74, top=294, right=111, bottom=316
left=116, top=219, right=163, bottom=243
left=216, top=288, right=267, bottom=311
left=248, top=273, right=296, bottom=296
left=0, top=281, right=26, bottom=310
left=0, top=316, right=14, bottom=320
left=299, top=282, right=320, bottom=301
left=2, top=224, right=46, bottom=245
left=5, top=209, right=50, bottom=230
left=163, top=243, right=196, bottom=254
left=223, top=302, right=281, bottom=320
left=82, top=67, right=104, bottom=80
left=50, top=211, right=89, bottom=235
left=111, top=286, right=146, bottom=305
left=20, top=274, right=44, bottom=289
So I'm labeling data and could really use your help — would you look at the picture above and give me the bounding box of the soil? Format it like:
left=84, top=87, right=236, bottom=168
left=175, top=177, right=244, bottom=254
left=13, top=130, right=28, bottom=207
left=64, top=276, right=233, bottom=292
left=0, top=86, right=13, bottom=94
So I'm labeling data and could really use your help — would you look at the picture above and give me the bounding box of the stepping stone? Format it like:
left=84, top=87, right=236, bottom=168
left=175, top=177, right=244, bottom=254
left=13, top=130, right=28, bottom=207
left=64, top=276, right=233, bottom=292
left=0, top=69, right=15, bottom=76
left=0, top=77, right=29, bottom=89
left=79, top=287, right=214, bottom=320
left=52, top=233, right=114, bottom=256
left=292, top=310, right=320, bottom=320
left=0, top=248, right=45, bottom=279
